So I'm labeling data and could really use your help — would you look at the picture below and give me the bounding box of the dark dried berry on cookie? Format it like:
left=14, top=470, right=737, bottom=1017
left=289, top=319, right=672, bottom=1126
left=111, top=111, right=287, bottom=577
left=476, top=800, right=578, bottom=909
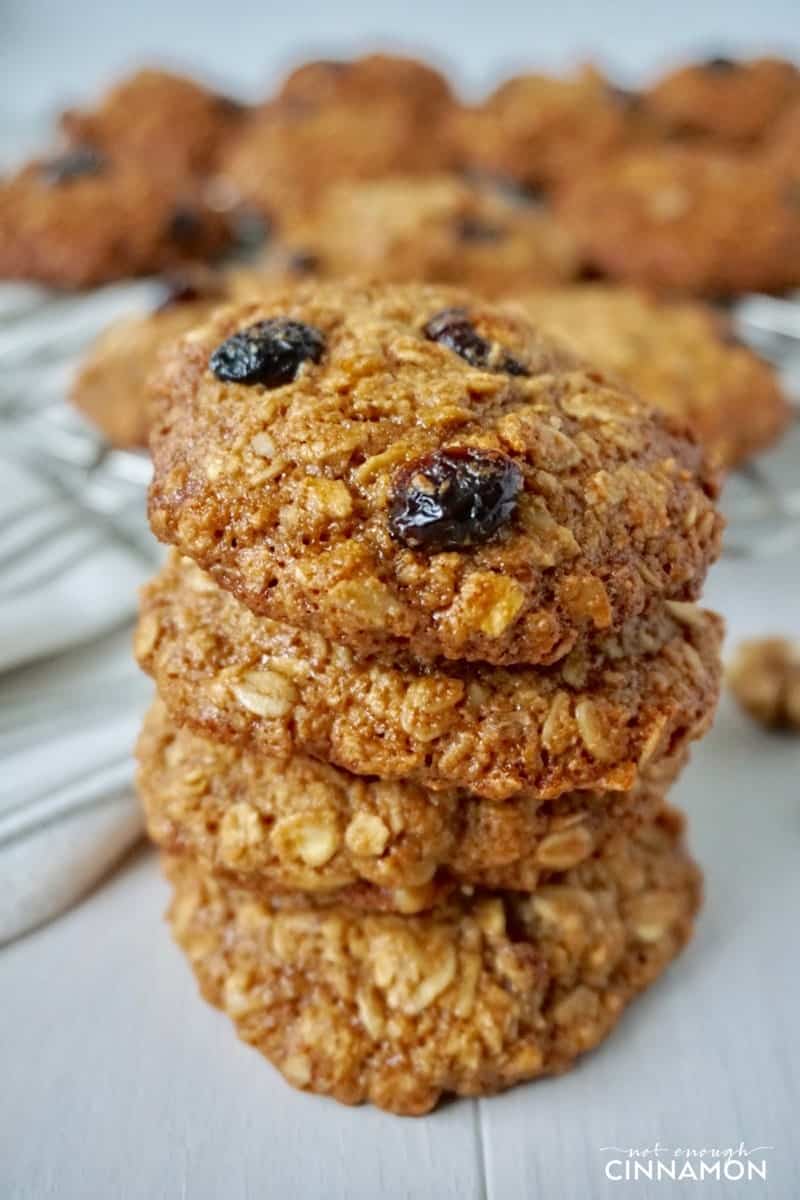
left=703, top=56, right=738, bottom=72
left=40, top=146, right=107, bottom=184
left=216, top=95, right=247, bottom=117
left=287, top=249, right=321, bottom=274
left=455, top=216, right=506, bottom=243
left=423, top=308, right=529, bottom=375
left=210, top=318, right=325, bottom=386
left=168, top=207, right=205, bottom=243
left=389, top=446, right=523, bottom=551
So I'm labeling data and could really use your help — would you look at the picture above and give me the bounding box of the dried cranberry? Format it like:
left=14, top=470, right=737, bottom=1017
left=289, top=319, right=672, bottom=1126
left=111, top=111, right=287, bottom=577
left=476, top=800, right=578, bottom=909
left=40, top=146, right=107, bottom=184
left=389, top=447, right=523, bottom=551
left=168, top=207, right=204, bottom=243
left=287, top=249, right=321, bottom=274
left=217, top=95, right=247, bottom=117
left=519, top=181, right=547, bottom=207
left=703, top=56, right=738, bottom=71
left=210, top=318, right=325, bottom=386
left=455, top=216, right=506, bottom=243
left=423, top=308, right=528, bottom=376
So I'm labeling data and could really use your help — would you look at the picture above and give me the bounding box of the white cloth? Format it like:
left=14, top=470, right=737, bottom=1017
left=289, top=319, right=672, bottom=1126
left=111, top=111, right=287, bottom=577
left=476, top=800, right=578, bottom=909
left=0, top=460, right=153, bottom=672
left=0, top=278, right=160, bottom=943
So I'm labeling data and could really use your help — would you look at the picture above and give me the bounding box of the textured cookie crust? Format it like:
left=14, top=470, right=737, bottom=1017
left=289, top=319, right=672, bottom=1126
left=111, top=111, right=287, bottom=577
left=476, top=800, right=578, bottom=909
left=0, top=159, right=230, bottom=288
left=279, top=175, right=580, bottom=295
left=447, top=67, right=645, bottom=190
left=166, top=808, right=701, bottom=1114
left=728, top=637, right=800, bottom=731
left=147, top=281, right=722, bottom=666
left=60, top=68, right=246, bottom=181
left=138, top=699, right=680, bottom=907
left=136, top=554, right=723, bottom=800
left=220, top=97, right=454, bottom=223
left=516, top=285, right=789, bottom=469
left=645, top=56, right=800, bottom=144
left=556, top=146, right=800, bottom=296
left=71, top=288, right=225, bottom=447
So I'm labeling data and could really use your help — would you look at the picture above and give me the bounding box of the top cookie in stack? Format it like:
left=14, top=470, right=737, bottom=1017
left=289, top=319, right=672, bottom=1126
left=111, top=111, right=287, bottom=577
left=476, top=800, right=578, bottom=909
left=147, top=279, right=722, bottom=669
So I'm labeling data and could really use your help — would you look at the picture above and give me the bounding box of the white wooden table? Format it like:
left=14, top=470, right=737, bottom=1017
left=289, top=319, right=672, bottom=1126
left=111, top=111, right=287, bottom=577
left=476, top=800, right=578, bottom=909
left=1, top=551, right=799, bottom=1200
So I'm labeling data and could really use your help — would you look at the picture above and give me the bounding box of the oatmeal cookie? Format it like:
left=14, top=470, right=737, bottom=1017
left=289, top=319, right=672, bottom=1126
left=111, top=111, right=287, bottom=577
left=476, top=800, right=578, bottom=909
left=645, top=56, right=800, bottom=145
left=728, top=637, right=800, bottom=731
left=70, top=271, right=227, bottom=447
left=447, top=66, right=648, bottom=191
left=138, top=698, right=680, bottom=907
left=556, top=146, right=800, bottom=296
left=219, top=99, right=455, bottom=223
left=516, top=285, right=789, bottom=469
left=277, top=175, right=580, bottom=295
left=166, top=807, right=701, bottom=1114
left=60, top=68, right=246, bottom=182
left=147, top=281, right=722, bottom=666
left=0, top=153, right=230, bottom=288
left=276, top=53, right=453, bottom=119
left=136, top=554, right=723, bottom=801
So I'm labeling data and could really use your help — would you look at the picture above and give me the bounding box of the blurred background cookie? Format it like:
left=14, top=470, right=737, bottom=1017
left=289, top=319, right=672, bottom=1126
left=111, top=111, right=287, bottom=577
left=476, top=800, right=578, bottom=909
left=275, top=174, right=580, bottom=294
left=556, top=146, right=800, bottom=295
left=515, top=284, right=790, bottom=468
left=645, top=55, right=800, bottom=145
left=59, top=67, right=248, bottom=183
left=0, top=152, right=232, bottom=288
left=446, top=66, right=652, bottom=193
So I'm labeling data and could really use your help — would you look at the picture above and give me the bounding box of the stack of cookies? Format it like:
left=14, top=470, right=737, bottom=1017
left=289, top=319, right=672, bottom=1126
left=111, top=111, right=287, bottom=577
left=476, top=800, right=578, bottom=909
left=135, top=280, right=725, bottom=1115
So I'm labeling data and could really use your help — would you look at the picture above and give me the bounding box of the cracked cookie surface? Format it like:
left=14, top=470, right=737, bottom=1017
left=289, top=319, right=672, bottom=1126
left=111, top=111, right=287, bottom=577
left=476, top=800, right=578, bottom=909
left=136, top=554, right=723, bottom=801
left=147, top=281, right=722, bottom=666
left=166, top=807, right=701, bottom=1114
left=138, top=698, right=681, bottom=908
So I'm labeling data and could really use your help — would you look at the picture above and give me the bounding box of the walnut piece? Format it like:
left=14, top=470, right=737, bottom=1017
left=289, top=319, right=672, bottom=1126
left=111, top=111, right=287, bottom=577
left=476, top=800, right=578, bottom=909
left=728, top=637, right=800, bottom=730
